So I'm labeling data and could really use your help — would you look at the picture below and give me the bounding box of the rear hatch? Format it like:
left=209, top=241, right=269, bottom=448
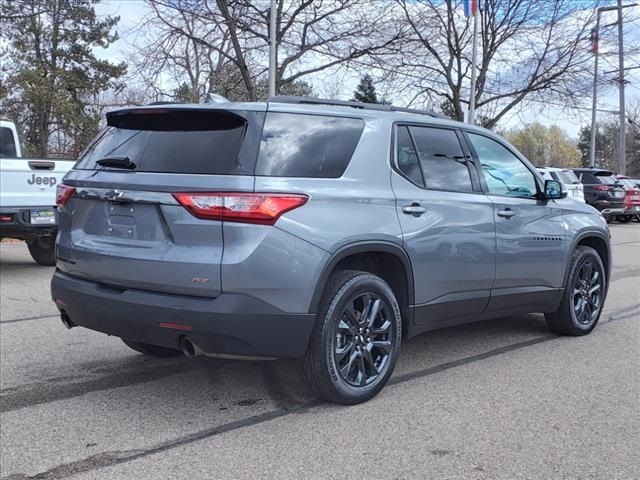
left=56, top=106, right=265, bottom=297
left=595, top=173, right=626, bottom=200
left=0, top=158, right=73, bottom=208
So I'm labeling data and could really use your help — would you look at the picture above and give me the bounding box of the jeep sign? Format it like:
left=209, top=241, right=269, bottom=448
left=27, top=174, right=57, bottom=186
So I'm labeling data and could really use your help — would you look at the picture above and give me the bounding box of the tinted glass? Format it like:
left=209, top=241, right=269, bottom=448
left=408, top=126, right=473, bottom=192
left=597, top=174, right=616, bottom=185
left=467, top=133, right=537, bottom=197
left=576, top=171, right=597, bottom=184
left=396, top=126, right=423, bottom=186
left=556, top=170, right=580, bottom=185
left=0, top=127, right=17, bottom=158
left=256, top=112, right=364, bottom=178
left=619, top=178, right=636, bottom=188
left=75, top=110, right=251, bottom=174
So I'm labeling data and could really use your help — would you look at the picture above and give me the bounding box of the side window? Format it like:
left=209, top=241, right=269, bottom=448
left=578, top=172, right=597, bottom=184
left=256, top=112, right=364, bottom=178
left=396, top=126, right=423, bottom=186
left=467, top=133, right=537, bottom=198
left=0, top=127, right=17, bottom=158
left=408, top=126, right=474, bottom=192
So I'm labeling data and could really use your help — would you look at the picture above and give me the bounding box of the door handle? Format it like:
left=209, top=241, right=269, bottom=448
left=402, top=203, right=426, bottom=216
left=497, top=208, right=517, bottom=218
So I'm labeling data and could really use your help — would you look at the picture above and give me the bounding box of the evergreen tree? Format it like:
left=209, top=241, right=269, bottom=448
left=1, top=0, right=126, bottom=156
left=352, top=75, right=379, bottom=104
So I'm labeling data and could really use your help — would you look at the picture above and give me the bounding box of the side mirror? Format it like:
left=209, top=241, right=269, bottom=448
left=544, top=179, right=565, bottom=199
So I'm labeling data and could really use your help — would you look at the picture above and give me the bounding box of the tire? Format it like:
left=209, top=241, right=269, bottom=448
left=545, top=246, right=606, bottom=336
left=604, top=216, right=612, bottom=224
left=618, top=215, right=632, bottom=223
left=27, top=237, right=56, bottom=266
left=121, top=339, right=182, bottom=357
left=300, top=270, right=402, bottom=405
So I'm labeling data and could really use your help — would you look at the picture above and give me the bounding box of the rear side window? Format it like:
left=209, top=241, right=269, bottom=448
left=408, top=126, right=474, bottom=192
left=75, top=109, right=260, bottom=175
left=256, top=112, right=364, bottom=178
left=0, top=127, right=17, bottom=158
left=396, top=126, right=423, bottom=186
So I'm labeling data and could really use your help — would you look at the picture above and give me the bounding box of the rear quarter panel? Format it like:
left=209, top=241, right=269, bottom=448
left=253, top=115, right=403, bottom=312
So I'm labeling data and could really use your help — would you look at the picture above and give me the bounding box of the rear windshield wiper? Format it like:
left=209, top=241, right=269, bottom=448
left=96, top=156, right=136, bottom=170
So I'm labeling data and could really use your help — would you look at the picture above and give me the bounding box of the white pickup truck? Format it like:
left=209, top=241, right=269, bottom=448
left=0, top=120, right=74, bottom=265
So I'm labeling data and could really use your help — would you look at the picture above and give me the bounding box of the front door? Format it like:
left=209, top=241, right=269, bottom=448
left=464, top=132, right=567, bottom=313
left=391, top=124, right=496, bottom=326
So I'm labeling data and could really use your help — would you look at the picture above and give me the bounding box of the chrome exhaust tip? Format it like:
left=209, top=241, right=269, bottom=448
left=60, top=312, right=75, bottom=329
left=179, top=337, right=202, bottom=358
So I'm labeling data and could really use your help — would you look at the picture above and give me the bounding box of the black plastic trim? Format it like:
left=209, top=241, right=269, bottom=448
left=51, top=271, right=315, bottom=359
left=564, top=230, right=611, bottom=295
left=307, top=241, right=415, bottom=317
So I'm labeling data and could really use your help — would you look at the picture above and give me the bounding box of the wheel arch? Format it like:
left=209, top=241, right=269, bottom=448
left=308, top=241, right=415, bottom=327
left=565, top=231, right=611, bottom=292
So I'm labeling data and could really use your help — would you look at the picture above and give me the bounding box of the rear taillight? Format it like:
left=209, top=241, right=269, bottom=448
left=593, top=185, right=611, bottom=191
left=56, top=184, right=76, bottom=207
left=173, top=192, right=308, bottom=225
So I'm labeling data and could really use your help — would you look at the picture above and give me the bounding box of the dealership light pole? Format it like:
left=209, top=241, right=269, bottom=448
left=466, top=0, right=479, bottom=124
left=589, top=2, right=636, bottom=170
left=268, top=0, right=277, bottom=99
left=616, top=0, right=627, bottom=175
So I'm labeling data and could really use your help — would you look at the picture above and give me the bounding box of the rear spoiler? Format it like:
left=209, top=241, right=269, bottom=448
left=106, top=107, right=247, bottom=131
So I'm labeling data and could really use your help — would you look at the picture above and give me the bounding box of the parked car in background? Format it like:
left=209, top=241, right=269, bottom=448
left=0, top=120, right=74, bottom=265
left=571, top=168, right=626, bottom=223
left=615, top=176, right=640, bottom=223
left=538, top=167, right=585, bottom=202
left=51, top=97, right=612, bottom=405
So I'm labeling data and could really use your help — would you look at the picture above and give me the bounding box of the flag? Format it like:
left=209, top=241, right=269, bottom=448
left=463, top=0, right=478, bottom=18
left=590, top=27, right=598, bottom=53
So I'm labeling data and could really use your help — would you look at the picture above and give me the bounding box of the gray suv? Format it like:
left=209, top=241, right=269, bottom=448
left=51, top=97, right=611, bottom=404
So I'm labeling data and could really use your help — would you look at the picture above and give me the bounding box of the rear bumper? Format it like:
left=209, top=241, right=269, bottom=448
left=591, top=200, right=626, bottom=216
left=51, top=271, right=315, bottom=358
left=623, top=203, right=640, bottom=214
left=0, top=206, right=57, bottom=240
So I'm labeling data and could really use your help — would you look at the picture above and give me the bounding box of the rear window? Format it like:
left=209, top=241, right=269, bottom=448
left=555, top=170, right=580, bottom=185
left=0, top=127, right=17, bottom=158
left=597, top=174, right=616, bottom=184
left=619, top=178, right=637, bottom=188
left=256, top=112, right=364, bottom=178
left=576, top=171, right=614, bottom=185
left=75, top=109, right=262, bottom=175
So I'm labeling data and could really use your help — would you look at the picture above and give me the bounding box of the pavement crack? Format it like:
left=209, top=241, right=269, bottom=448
left=0, top=314, right=59, bottom=324
left=3, top=334, right=566, bottom=480
left=0, top=361, right=199, bottom=413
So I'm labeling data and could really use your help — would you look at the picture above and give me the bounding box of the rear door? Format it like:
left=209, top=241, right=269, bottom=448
left=57, top=106, right=265, bottom=298
left=464, top=132, right=567, bottom=312
left=391, top=124, right=495, bottom=325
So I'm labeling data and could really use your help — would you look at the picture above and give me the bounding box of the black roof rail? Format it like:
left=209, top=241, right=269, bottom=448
left=270, top=96, right=447, bottom=119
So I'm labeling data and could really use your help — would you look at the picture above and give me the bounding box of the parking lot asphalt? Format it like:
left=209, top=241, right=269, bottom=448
left=1, top=225, right=638, bottom=480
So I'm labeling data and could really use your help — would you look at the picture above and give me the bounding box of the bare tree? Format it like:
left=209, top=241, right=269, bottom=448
left=385, top=0, right=602, bottom=128
left=133, top=0, right=401, bottom=101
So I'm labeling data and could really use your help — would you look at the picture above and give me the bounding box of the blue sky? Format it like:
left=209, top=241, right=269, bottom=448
left=95, top=0, right=640, bottom=138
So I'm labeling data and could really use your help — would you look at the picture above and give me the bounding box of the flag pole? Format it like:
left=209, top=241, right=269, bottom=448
left=468, top=3, right=479, bottom=124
